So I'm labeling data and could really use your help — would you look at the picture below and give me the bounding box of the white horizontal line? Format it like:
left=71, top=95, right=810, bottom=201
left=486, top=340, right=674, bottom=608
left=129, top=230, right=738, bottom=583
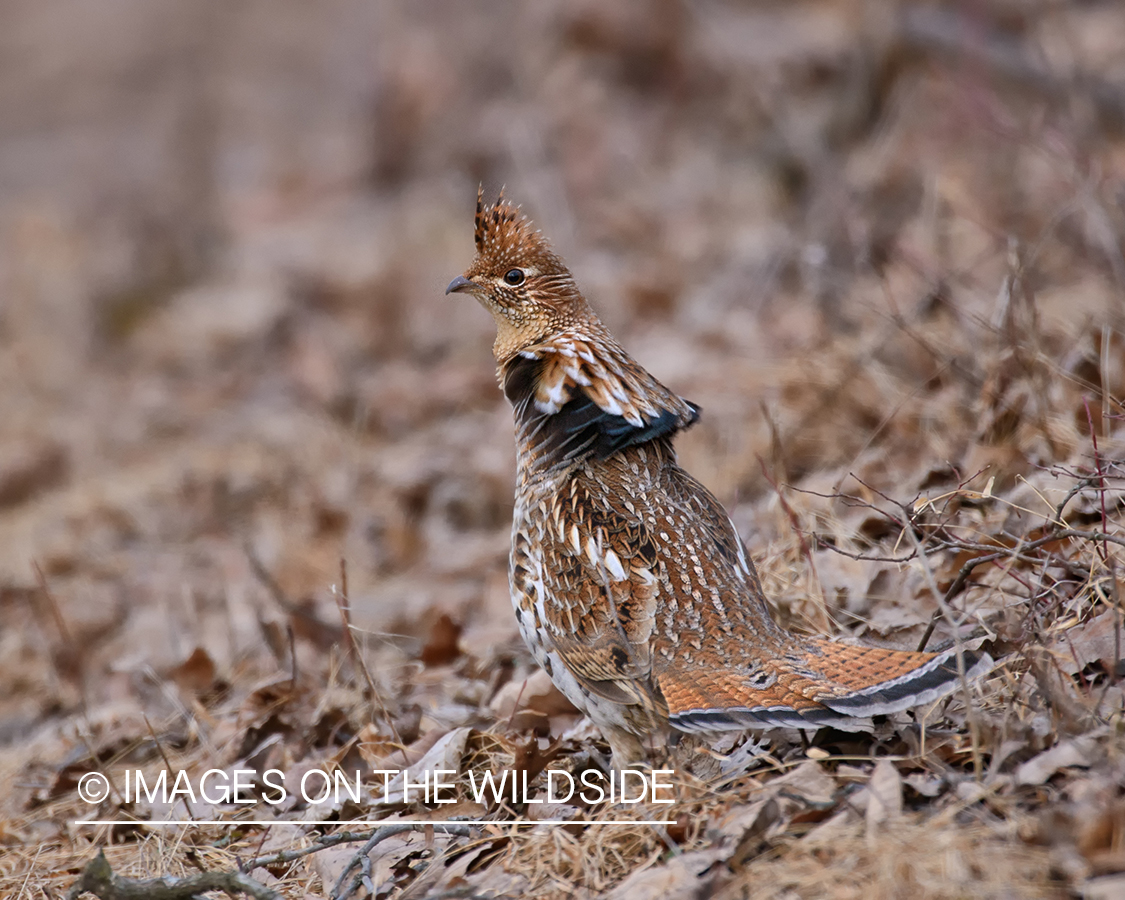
left=74, top=819, right=675, bottom=827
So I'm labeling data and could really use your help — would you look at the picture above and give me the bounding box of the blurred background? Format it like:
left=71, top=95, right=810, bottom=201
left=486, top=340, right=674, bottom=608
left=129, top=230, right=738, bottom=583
left=1, top=0, right=1123, bottom=749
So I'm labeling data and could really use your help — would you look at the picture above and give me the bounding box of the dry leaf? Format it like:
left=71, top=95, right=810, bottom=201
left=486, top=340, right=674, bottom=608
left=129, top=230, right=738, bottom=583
left=865, top=759, right=903, bottom=838
left=605, top=846, right=729, bottom=899
left=379, top=727, right=472, bottom=805
left=168, top=647, right=217, bottom=695
left=1016, top=734, right=1102, bottom=786
left=419, top=612, right=463, bottom=666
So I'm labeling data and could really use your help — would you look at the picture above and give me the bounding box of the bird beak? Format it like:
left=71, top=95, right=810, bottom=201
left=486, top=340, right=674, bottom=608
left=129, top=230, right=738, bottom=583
left=445, top=275, right=478, bottom=295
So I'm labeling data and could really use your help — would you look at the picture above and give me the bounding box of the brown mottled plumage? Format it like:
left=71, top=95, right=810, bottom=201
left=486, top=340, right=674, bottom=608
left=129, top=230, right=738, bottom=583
left=447, top=189, right=992, bottom=766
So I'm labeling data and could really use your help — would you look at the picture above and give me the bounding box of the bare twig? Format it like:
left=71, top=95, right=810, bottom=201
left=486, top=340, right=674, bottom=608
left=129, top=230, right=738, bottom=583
left=331, top=824, right=474, bottom=900
left=1083, top=395, right=1123, bottom=716
left=917, top=528, right=1120, bottom=652
left=332, top=557, right=391, bottom=727
left=287, top=623, right=298, bottom=684
left=758, top=456, right=832, bottom=632
left=1083, top=398, right=1111, bottom=566
left=31, top=561, right=86, bottom=704
left=67, top=850, right=279, bottom=900
left=244, top=541, right=341, bottom=653
left=897, top=507, right=983, bottom=781
left=243, top=542, right=293, bottom=610
left=141, top=714, right=195, bottom=821
left=812, top=541, right=919, bottom=564
left=32, top=561, right=75, bottom=648
left=242, top=828, right=383, bottom=871
left=1049, top=472, right=1104, bottom=531
left=934, top=531, right=1125, bottom=556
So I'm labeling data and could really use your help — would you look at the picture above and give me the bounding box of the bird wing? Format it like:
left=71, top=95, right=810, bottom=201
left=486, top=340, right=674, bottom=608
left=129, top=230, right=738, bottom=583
left=531, top=480, right=667, bottom=714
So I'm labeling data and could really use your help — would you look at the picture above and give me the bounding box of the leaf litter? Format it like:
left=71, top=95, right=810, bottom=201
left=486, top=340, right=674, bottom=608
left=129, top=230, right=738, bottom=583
left=0, top=1, right=1123, bottom=898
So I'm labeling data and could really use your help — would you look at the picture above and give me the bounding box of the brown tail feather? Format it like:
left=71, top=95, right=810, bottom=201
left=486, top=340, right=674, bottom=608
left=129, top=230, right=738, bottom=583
left=663, top=642, right=992, bottom=734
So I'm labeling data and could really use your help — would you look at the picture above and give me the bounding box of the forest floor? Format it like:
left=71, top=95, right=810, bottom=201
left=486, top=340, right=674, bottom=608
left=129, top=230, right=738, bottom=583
left=0, top=1, right=1123, bottom=897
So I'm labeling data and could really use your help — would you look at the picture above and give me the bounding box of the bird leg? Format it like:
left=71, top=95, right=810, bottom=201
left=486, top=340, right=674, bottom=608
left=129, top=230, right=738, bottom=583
left=605, top=727, right=648, bottom=773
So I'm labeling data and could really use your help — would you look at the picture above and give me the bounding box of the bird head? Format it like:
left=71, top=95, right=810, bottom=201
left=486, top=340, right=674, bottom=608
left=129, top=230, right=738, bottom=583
left=447, top=188, right=586, bottom=362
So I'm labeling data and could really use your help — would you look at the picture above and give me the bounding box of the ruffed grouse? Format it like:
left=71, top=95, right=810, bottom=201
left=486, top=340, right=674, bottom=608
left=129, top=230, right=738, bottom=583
left=447, top=190, right=991, bottom=766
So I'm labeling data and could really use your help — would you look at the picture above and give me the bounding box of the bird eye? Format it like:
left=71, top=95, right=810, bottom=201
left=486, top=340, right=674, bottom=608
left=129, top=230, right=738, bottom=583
left=503, top=268, right=525, bottom=286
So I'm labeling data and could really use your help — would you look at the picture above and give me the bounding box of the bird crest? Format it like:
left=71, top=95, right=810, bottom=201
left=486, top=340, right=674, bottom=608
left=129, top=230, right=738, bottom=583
left=472, top=186, right=563, bottom=274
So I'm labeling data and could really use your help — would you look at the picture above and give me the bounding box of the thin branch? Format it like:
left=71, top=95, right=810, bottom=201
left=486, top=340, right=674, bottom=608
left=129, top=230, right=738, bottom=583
left=243, top=828, right=402, bottom=871
left=811, top=539, right=919, bottom=565
left=331, top=824, right=474, bottom=900
left=68, top=850, right=279, bottom=900
left=1084, top=397, right=1111, bottom=566
left=916, top=528, right=1120, bottom=651
left=243, top=542, right=293, bottom=611
left=1049, top=472, right=1104, bottom=532
left=897, top=506, right=984, bottom=781
left=758, top=456, right=832, bottom=632
left=333, top=556, right=396, bottom=740
left=142, top=714, right=196, bottom=821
